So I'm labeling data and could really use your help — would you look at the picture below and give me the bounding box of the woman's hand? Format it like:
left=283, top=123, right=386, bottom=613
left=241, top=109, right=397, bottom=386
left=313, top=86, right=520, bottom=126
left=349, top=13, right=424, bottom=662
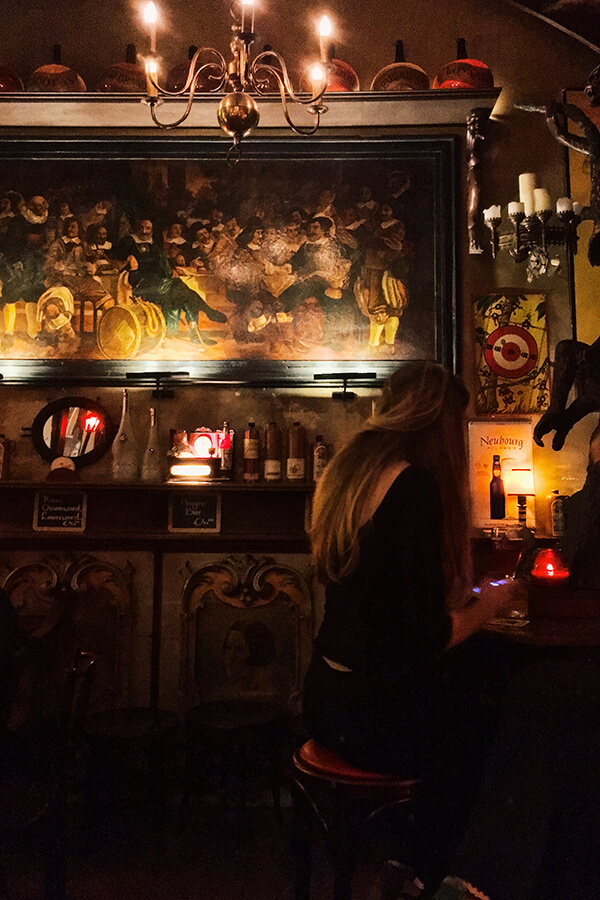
left=473, top=576, right=527, bottom=620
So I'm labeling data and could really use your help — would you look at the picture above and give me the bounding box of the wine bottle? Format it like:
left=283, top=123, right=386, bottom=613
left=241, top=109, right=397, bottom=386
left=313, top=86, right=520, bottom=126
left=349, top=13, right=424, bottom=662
left=264, top=422, right=282, bottom=482
left=287, top=422, right=306, bottom=482
left=219, top=421, right=233, bottom=478
left=140, top=406, right=162, bottom=483
left=243, top=420, right=260, bottom=483
left=111, top=389, right=138, bottom=482
left=489, top=454, right=506, bottom=519
left=312, top=434, right=330, bottom=483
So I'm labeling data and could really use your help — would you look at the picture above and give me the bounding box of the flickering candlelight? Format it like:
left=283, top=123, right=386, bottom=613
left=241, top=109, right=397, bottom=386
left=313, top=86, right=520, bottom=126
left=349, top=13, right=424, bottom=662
left=144, top=2, right=158, bottom=54
left=319, top=15, right=332, bottom=62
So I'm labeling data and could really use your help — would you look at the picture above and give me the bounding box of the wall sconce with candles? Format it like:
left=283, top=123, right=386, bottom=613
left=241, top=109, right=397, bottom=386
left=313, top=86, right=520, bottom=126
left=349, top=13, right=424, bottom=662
left=483, top=172, right=583, bottom=281
left=141, top=0, right=333, bottom=158
left=504, top=464, right=536, bottom=526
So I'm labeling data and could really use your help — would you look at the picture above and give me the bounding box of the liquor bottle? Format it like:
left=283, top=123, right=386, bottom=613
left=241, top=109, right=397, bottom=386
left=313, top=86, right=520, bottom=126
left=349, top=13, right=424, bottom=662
left=287, top=422, right=306, bottom=482
left=0, top=434, right=11, bottom=479
left=97, top=43, right=146, bottom=93
left=489, top=454, right=506, bottom=519
left=219, top=421, right=233, bottom=478
left=433, top=38, right=494, bottom=90
left=264, top=422, right=282, bottom=482
left=243, top=420, right=260, bottom=483
left=312, top=434, right=330, bottom=483
left=549, top=490, right=568, bottom=537
left=370, top=39, right=430, bottom=91
left=140, top=407, right=162, bottom=483
left=111, top=389, right=138, bottom=482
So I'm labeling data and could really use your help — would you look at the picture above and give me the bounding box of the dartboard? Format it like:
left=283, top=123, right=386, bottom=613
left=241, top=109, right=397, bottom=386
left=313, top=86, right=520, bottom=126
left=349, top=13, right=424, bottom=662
left=484, top=325, right=539, bottom=379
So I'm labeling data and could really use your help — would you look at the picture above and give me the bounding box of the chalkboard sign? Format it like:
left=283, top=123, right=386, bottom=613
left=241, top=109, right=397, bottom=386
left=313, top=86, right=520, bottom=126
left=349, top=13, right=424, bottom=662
left=33, top=491, right=87, bottom=532
left=168, top=492, right=221, bottom=533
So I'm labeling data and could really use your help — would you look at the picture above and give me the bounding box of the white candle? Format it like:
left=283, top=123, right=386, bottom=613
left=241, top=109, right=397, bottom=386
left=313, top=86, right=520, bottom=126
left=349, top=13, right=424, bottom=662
left=144, top=2, right=158, bottom=54
left=242, top=0, right=254, bottom=32
left=519, top=173, right=536, bottom=217
left=483, top=205, right=501, bottom=221
left=310, top=63, right=327, bottom=95
left=556, top=197, right=573, bottom=214
left=533, top=188, right=552, bottom=213
left=145, top=58, right=158, bottom=98
left=319, top=15, right=332, bottom=62
left=508, top=201, right=525, bottom=217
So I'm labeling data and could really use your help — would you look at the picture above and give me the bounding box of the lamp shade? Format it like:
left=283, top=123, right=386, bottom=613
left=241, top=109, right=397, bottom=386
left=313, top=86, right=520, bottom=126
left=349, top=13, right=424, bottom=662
left=504, top=466, right=535, bottom=496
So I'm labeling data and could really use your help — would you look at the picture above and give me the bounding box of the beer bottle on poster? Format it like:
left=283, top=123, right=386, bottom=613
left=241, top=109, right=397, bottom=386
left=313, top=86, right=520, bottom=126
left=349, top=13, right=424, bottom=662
left=112, top=388, right=138, bottom=482
left=140, top=407, right=162, bottom=483
left=219, top=421, right=233, bottom=478
left=264, top=422, right=282, bottom=482
left=312, top=434, right=330, bottom=482
left=287, top=421, right=306, bottom=482
left=489, top=453, right=506, bottom=519
left=243, top=420, right=260, bottom=482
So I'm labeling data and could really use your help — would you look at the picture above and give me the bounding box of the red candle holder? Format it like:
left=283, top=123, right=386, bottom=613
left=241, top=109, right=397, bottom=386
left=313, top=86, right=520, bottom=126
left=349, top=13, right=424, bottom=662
left=530, top=548, right=570, bottom=585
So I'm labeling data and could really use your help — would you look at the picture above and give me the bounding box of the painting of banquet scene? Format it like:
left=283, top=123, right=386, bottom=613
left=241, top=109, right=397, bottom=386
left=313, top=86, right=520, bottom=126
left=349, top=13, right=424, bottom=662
left=0, top=152, right=444, bottom=363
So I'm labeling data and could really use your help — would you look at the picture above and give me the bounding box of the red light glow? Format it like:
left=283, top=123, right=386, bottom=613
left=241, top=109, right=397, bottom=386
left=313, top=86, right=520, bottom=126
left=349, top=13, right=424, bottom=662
left=83, top=413, right=102, bottom=433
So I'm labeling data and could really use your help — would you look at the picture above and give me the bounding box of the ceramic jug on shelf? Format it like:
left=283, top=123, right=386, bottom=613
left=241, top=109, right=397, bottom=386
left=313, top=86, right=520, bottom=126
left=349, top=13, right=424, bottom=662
left=370, top=40, right=430, bottom=92
left=97, top=44, right=146, bottom=93
left=433, top=38, right=494, bottom=90
left=27, top=44, right=86, bottom=92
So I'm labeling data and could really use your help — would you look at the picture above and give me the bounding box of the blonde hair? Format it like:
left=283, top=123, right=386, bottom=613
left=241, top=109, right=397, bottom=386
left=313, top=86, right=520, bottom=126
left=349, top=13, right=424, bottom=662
left=310, top=361, right=472, bottom=608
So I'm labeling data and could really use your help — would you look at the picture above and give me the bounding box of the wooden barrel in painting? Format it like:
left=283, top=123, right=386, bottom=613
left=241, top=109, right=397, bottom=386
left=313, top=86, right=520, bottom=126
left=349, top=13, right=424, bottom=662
left=96, top=300, right=166, bottom=360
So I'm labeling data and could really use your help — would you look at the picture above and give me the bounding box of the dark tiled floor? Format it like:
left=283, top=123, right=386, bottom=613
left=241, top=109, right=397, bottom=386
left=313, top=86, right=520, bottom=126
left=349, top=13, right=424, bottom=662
left=2, top=795, right=384, bottom=900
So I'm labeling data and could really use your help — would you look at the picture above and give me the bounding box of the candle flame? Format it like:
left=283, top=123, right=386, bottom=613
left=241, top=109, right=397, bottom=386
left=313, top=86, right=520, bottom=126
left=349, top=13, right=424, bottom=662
left=310, top=63, right=327, bottom=85
left=242, top=0, right=254, bottom=5
left=144, top=2, right=158, bottom=24
left=145, top=58, right=158, bottom=75
left=319, top=15, right=332, bottom=37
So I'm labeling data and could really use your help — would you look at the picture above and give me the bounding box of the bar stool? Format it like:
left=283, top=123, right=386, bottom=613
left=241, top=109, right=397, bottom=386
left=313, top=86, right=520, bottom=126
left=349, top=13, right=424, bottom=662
left=290, top=739, right=420, bottom=900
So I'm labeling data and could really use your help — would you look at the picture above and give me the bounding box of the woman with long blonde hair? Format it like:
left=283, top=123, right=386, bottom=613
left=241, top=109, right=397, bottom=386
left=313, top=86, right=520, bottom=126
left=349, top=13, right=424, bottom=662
left=303, top=361, right=520, bottom=899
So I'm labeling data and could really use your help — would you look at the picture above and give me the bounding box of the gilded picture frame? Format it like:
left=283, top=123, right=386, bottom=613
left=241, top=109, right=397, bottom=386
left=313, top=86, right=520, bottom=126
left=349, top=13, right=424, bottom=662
left=0, top=135, right=459, bottom=385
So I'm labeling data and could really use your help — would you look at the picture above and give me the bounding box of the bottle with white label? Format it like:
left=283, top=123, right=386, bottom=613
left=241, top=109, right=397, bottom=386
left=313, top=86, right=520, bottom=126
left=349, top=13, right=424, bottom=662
left=111, top=389, right=138, bottom=482
left=312, top=434, right=330, bottom=482
left=264, top=421, right=282, bottom=482
left=243, top=420, right=260, bottom=482
left=219, top=420, right=233, bottom=478
left=140, top=407, right=162, bottom=483
left=287, top=421, right=306, bottom=482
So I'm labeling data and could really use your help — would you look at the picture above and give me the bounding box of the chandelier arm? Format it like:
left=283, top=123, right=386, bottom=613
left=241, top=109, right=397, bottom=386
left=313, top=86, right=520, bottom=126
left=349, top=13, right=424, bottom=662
left=149, top=91, right=198, bottom=129
left=151, top=48, right=229, bottom=96
left=281, top=100, right=321, bottom=136
left=250, top=51, right=328, bottom=107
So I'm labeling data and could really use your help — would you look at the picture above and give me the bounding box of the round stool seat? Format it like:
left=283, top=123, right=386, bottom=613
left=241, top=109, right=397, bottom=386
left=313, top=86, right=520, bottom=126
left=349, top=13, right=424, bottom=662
left=186, top=699, right=287, bottom=732
left=84, top=707, right=178, bottom=744
left=294, top=739, right=419, bottom=791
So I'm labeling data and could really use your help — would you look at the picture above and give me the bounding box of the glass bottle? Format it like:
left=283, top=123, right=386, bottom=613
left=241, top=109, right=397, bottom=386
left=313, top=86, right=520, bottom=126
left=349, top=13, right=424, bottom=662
left=243, top=420, right=260, bottom=483
left=489, top=454, right=506, bottom=519
left=264, top=422, right=282, bottom=482
left=312, top=434, right=330, bottom=483
left=111, top=389, right=138, bottom=482
left=287, top=422, right=306, bottom=482
left=140, top=406, right=162, bottom=483
left=219, top=421, right=233, bottom=478
left=370, top=39, right=430, bottom=91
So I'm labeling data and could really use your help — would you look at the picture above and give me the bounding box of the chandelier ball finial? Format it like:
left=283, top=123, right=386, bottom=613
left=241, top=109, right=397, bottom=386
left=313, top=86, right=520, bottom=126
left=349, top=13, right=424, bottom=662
left=217, top=92, right=260, bottom=138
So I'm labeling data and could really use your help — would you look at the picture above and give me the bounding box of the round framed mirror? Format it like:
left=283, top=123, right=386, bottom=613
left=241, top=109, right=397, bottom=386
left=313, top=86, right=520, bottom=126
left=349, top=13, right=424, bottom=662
left=31, top=397, right=114, bottom=468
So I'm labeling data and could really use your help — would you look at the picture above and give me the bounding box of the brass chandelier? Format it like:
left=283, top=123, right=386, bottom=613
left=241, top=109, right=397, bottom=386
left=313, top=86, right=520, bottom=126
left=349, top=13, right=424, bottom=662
left=142, top=0, right=332, bottom=157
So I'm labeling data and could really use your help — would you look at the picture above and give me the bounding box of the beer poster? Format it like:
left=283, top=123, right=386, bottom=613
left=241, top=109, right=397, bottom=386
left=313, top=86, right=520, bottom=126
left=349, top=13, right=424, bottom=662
left=468, top=419, right=535, bottom=530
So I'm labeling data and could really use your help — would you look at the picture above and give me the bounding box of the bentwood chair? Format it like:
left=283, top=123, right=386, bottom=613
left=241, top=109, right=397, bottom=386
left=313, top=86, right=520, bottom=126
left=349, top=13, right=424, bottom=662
left=0, top=649, right=96, bottom=900
left=290, top=739, right=420, bottom=900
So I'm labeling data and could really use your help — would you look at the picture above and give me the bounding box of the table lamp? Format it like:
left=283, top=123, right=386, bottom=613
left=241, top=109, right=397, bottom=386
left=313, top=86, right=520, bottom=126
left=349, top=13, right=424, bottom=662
left=504, top=465, right=535, bottom=525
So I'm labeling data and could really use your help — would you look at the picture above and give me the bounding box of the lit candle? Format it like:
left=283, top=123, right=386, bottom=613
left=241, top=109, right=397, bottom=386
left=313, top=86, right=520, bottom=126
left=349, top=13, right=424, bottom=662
left=145, top=58, right=158, bottom=98
left=556, top=197, right=573, bottom=214
left=483, top=205, right=501, bottom=221
left=310, top=63, right=327, bottom=95
left=241, top=0, right=255, bottom=33
left=144, top=2, right=158, bottom=54
left=508, top=201, right=525, bottom=217
left=530, top=548, right=570, bottom=584
left=533, top=188, right=552, bottom=213
left=519, top=172, right=536, bottom=217
left=319, top=15, right=332, bottom=62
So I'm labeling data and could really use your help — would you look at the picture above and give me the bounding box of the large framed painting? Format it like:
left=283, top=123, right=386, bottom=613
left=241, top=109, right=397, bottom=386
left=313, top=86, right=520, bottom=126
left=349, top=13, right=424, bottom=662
left=0, top=135, right=459, bottom=385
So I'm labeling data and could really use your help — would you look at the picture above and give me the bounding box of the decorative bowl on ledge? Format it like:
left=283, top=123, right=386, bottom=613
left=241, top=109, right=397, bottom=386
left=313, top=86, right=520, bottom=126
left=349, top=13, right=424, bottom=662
left=528, top=583, right=600, bottom=619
